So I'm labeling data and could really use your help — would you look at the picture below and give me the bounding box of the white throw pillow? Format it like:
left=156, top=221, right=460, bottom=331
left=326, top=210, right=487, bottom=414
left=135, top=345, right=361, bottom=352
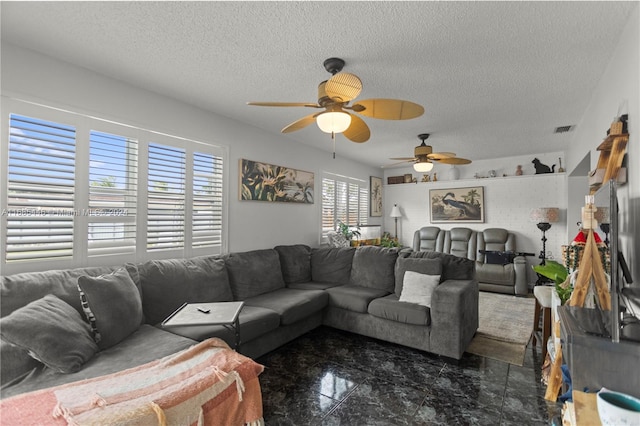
left=399, top=270, right=441, bottom=307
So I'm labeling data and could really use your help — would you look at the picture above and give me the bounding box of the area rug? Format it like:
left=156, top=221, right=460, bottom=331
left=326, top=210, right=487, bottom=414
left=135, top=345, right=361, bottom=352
left=466, top=292, right=536, bottom=366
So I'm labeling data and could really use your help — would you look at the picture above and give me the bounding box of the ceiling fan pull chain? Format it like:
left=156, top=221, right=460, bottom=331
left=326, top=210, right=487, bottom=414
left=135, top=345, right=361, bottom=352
left=332, top=131, right=336, bottom=159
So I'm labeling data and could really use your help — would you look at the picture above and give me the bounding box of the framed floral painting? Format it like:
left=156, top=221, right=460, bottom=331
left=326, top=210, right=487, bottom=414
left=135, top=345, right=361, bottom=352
left=240, top=159, right=314, bottom=203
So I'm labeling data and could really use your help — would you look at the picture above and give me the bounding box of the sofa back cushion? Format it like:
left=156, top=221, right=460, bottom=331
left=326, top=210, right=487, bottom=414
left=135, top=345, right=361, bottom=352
left=225, top=249, right=286, bottom=299
left=349, top=246, right=399, bottom=292
left=311, top=247, right=355, bottom=285
left=405, top=251, right=475, bottom=282
left=394, top=257, right=443, bottom=297
left=443, top=227, right=477, bottom=260
left=1, top=265, right=120, bottom=318
left=274, top=244, right=311, bottom=284
left=412, top=226, right=443, bottom=252
left=138, top=256, right=232, bottom=325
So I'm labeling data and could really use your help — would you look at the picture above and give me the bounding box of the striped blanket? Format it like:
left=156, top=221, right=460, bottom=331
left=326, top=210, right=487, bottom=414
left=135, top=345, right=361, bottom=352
left=0, top=338, right=264, bottom=426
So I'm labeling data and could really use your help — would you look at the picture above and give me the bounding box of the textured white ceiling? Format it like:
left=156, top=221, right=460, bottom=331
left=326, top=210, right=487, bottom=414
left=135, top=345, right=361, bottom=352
left=1, top=1, right=635, bottom=168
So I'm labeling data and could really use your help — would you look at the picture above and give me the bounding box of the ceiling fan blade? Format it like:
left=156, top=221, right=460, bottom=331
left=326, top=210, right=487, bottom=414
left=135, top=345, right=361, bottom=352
left=382, top=160, right=415, bottom=168
left=389, top=157, right=417, bottom=161
left=343, top=113, right=370, bottom=143
left=434, top=157, right=472, bottom=165
left=281, top=113, right=318, bottom=133
left=428, top=152, right=456, bottom=160
left=247, top=101, right=320, bottom=108
left=325, top=73, right=363, bottom=102
left=351, top=98, right=424, bottom=120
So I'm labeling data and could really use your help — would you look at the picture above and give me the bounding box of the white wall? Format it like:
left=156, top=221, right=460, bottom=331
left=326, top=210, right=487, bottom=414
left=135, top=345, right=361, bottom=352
left=383, top=173, right=567, bottom=285
left=564, top=5, right=639, bottom=282
left=0, top=44, right=382, bottom=255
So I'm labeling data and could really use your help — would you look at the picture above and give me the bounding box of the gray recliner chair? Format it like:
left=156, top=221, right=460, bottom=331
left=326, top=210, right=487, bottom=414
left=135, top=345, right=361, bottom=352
left=476, top=228, right=528, bottom=296
left=412, top=226, right=529, bottom=296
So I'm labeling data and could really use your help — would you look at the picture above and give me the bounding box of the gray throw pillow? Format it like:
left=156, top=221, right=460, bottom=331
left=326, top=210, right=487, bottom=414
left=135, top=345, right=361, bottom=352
left=0, top=294, right=98, bottom=373
left=394, top=257, right=443, bottom=297
left=77, top=267, right=144, bottom=350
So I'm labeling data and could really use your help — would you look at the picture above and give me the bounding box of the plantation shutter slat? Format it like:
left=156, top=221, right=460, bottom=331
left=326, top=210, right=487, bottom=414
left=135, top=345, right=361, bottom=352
left=192, top=152, right=223, bottom=248
left=147, top=143, right=185, bottom=251
left=88, top=130, right=138, bottom=257
left=6, top=114, right=76, bottom=262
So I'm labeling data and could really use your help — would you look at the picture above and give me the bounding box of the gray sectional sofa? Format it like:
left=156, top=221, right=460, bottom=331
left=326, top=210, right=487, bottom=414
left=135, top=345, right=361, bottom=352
left=413, top=226, right=529, bottom=296
left=1, top=245, right=478, bottom=399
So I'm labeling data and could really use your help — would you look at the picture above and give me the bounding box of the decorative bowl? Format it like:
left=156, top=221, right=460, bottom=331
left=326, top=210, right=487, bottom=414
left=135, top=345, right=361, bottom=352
left=597, top=388, right=640, bottom=426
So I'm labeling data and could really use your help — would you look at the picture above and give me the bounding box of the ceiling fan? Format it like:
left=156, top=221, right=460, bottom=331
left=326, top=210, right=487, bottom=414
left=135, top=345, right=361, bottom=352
left=247, top=58, right=424, bottom=145
left=386, top=133, right=472, bottom=172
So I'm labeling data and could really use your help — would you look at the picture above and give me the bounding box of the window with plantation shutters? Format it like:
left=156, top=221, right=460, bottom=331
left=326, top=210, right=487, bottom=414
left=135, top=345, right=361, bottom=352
left=2, top=99, right=227, bottom=274
left=321, top=173, right=368, bottom=242
left=147, top=143, right=186, bottom=251
left=88, top=130, right=137, bottom=256
left=192, top=152, right=223, bottom=248
left=6, top=114, right=76, bottom=262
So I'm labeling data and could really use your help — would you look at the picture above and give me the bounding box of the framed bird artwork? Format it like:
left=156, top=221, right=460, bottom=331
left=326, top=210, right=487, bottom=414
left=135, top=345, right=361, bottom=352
left=429, top=186, right=485, bottom=223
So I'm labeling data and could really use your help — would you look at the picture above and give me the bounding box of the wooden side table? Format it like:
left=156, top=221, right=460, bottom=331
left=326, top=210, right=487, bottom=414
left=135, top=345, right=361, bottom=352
left=161, top=301, right=245, bottom=350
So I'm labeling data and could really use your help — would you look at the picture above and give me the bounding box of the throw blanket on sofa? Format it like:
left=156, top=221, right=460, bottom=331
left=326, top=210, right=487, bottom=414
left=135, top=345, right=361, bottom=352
left=1, top=338, right=264, bottom=426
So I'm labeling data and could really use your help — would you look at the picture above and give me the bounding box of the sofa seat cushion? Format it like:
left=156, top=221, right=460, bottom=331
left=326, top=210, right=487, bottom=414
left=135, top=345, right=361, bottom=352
left=138, top=256, right=233, bottom=325
left=349, top=246, right=399, bottom=292
left=225, top=249, right=286, bottom=299
left=161, top=305, right=280, bottom=344
left=274, top=244, right=312, bottom=284
left=368, top=294, right=431, bottom=326
left=244, top=288, right=328, bottom=326
left=325, top=285, right=390, bottom=313
left=287, top=281, right=342, bottom=291
left=0, top=325, right=196, bottom=399
left=476, top=263, right=515, bottom=286
left=311, top=247, right=355, bottom=285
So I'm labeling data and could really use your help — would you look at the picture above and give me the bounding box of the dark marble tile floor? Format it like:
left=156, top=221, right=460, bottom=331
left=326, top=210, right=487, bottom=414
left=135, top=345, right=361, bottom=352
left=256, top=326, right=563, bottom=425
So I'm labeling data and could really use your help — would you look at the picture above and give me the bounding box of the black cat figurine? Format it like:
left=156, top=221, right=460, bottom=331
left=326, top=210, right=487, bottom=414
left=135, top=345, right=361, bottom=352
left=532, top=158, right=555, bottom=174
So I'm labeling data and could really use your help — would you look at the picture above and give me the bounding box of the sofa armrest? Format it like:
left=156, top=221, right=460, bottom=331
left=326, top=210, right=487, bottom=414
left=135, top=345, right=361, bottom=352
left=429, top=279, right=479, bottom=359
left=513, top=255, right=528, bottom=296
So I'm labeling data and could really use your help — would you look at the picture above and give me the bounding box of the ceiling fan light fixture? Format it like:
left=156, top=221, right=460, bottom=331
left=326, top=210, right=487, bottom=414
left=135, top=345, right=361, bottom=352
left=413, top=161, right=433, bottom=172
left=316, top=111, right=351, bottom=134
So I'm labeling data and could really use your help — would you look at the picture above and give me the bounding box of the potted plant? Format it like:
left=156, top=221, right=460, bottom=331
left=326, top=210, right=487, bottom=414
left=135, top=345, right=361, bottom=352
left=380, top=232, right=400, bottom=248
left=532, top=260, right=572, bottom=304
left=337, top=221, right=361, bottom=246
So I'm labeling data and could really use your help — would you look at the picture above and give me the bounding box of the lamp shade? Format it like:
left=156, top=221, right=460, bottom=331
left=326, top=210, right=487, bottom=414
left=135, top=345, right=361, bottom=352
left=316, top=111, right=351, bottom=133
left=390, top=204, right=402, bottom=218
left=530, top=207, right=559, bottom=223
left=413, top=161, right=433, bottom=172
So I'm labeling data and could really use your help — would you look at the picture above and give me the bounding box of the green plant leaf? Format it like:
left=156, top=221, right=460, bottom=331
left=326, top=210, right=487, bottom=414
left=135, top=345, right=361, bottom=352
left=532, top=260, right=568, bottom=284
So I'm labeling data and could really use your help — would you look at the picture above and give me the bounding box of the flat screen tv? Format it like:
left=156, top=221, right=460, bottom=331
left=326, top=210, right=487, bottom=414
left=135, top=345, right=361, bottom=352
left=593, top=179, right=635, bottom=342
